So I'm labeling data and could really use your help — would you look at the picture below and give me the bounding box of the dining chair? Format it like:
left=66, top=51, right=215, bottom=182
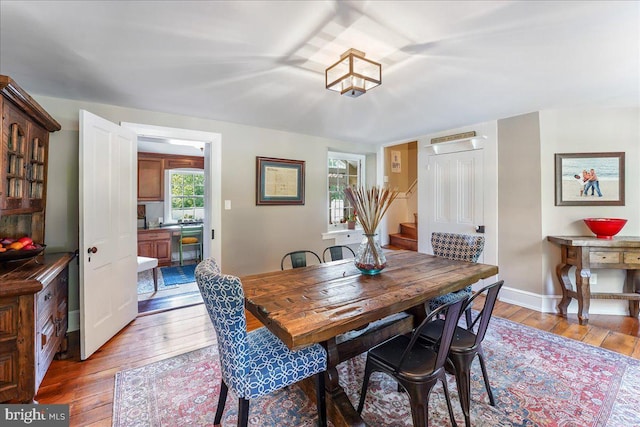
left=419, top=280, right=504, bottom=427
left=357, top=298, right=465, bottom=427
left=195, top=258, right=328, bottom=427
left=179, top=224, right=203, bottom=266
left=280, top=250, right=322, bottom=270
left=428, top=232, right=485, bottom=325
left=322, top=245, right=355, bottom=262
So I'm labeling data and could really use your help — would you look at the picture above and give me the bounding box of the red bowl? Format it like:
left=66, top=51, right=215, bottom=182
left=583, top=218, right=627, bottom=239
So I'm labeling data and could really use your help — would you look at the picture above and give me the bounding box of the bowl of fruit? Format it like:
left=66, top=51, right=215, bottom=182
left=0, top=236, right=45, bottom=262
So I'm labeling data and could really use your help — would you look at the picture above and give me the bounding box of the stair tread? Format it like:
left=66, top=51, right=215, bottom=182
left=389, top=233, right=417, bottom=241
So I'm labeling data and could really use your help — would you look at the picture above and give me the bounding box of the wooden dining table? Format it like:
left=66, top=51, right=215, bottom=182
left=241, top=249, right=498, bottom=426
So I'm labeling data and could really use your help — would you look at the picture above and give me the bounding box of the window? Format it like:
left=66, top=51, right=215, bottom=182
left=328, top=152, right=365, bottom=229
left=164, top=169, right=205, bottom=223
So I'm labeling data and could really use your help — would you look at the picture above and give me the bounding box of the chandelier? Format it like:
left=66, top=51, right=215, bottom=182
left=325, top=48, right=382, bottom=98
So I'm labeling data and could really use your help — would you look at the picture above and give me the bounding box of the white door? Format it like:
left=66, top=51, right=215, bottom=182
left=426, top=149, right=484, bottom=261
left=79, top=110, right=138, bottom=360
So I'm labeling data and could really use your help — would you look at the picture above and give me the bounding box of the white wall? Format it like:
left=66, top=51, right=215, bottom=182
left=38, top=95, right=377, bottom=314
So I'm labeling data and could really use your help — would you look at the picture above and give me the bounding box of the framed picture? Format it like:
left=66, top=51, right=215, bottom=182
left=256, top=157, right=305, bottom=205
left=391, top=150, right=401, bottom=173
left=555, top=152, right=625, bottom=206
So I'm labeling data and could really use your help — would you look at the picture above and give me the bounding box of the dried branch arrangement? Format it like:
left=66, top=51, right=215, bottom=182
left=343, top=186, right=400, bottom=235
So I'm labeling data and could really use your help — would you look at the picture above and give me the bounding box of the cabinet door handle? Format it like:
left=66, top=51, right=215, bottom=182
left=44, top=292, right=53, bottom=301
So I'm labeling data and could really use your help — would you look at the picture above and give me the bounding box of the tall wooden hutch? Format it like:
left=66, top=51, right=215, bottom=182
left=0, top=75, right=73, bottom=402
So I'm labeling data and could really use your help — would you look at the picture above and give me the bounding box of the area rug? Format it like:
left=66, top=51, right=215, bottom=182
left=112, top=316, right=640, bottom=427
left=160, top=264, right=197, bottom=286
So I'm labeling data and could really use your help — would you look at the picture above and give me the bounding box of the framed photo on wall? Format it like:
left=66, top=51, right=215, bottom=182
left=256, top=157, right=305, bottom=205
left=555, top=152, right=625, bottom=206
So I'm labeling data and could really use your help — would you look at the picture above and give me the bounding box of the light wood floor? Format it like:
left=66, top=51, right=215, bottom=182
left=37, top=299, right=640, bottom=426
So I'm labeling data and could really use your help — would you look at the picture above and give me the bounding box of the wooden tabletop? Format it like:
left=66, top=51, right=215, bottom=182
left=242, top=250, right=498, bottom=350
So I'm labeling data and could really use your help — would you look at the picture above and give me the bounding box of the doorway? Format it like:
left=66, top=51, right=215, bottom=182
left=121, top=122, right=222, bottom=314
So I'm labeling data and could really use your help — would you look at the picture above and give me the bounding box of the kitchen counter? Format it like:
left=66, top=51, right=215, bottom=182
left=137, top=223, right=203, bottom=232
left=137, top=224, right=204, bottom=266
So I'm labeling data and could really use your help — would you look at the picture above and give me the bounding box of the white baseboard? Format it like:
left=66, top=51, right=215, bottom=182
left=499, top=285, right=629, bottom=316
left=68, top=309, right=80, bottom=332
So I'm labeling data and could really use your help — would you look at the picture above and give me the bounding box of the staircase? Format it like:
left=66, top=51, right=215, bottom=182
left=389, top=222, right=417, bottom=251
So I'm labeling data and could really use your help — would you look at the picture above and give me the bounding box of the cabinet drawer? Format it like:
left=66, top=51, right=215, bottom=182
left=37, top=316, right=58, bottom=386
left=589, top=251, right=621, bottom=264
left=37, top=285, right=57, bottom=324
left=623, top=252, right=640, bottom=266
left=138, top=230, right=171, bottom=241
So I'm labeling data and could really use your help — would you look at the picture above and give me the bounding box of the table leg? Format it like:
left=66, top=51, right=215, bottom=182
left=625, top=270, right=640, bottom=318
left=555, top=263, right=573, bottom=317
left=299, top=337, right=367, bottom=427
left=575, top=268, right=591, bottom=325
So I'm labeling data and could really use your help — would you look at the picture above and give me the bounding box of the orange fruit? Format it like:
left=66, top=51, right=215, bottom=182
left=8, top=242, right=24, bottom=250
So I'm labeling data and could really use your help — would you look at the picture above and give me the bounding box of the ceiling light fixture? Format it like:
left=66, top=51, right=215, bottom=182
left=325, top=48, right=381, bottom=98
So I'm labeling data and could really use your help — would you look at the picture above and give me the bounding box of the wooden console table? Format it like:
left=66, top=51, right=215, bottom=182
left=547, top=236, right=640, bottom=325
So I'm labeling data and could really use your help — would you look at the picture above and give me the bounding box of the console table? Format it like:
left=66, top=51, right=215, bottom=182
left=547, top=236, right=640, bottom=325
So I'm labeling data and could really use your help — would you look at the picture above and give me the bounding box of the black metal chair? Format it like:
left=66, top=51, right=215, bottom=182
left=357, top=298, right=465, bottom=427
left=419, top=280, right=504, bottom=427
left=322, top=245, right=355, bottom=262
left=280, top=250, right=321, bottom=270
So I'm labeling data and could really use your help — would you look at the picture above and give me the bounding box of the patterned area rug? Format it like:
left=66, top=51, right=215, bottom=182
left=112, top=316, right=640, bottom=426
left=160, top=264, right=197, bottom=286
left=137, top=265, right=197, bottom=294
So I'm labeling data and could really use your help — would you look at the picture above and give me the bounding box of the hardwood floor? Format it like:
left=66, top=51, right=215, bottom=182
left=37, top=299, right=640, bottom=426
left=137, top=290, right=202, bottom=315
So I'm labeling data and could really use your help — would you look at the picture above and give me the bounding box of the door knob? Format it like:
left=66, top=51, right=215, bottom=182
left=87, top=247, right=98, bottom=254
left=475, top=225, right=485, bottom=234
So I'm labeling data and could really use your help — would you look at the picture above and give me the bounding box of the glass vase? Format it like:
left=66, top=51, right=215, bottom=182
left=354, top=233, right=386, bottom=275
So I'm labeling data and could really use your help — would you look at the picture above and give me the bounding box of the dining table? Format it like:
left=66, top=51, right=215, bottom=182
left=241, top=249, right=499, bottom=426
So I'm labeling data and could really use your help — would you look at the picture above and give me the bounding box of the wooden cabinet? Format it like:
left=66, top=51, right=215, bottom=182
left=165, top=156, right=204, bottom=169
left=138, top=229, right=172, bottom=266
left=137, top=152, right=204, bottom=202
left=0, top=75, right=60, bottom=245
left=0, top=76, right=67, bottom=402
left=137, top=155, right=164, bottom=201
left=0, top=253, right=73, bottom=403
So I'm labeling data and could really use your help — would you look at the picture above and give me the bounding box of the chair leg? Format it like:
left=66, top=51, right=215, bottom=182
left=402, top=380, right=434, bottom=427
left=451, top=352, right=475, bottom=427
left=213, top=380, right=228, bottom=426
left=357, top=360, right=374, bottom=413
left=477, top=347, right=496, bottom=406
left=315, top=372, right=327, bottom=427
left=237, top=398, right=250, bottom=427
left=441, top=376, right=458, bottom=427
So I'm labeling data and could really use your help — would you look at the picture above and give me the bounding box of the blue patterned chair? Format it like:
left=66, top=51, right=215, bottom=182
left=195, top=258, right=328, bottom=427
left=428, top=232, right=485, bottom=323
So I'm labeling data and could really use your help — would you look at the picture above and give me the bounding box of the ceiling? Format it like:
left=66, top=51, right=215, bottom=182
left=0, top=1, right=638, bottom=145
